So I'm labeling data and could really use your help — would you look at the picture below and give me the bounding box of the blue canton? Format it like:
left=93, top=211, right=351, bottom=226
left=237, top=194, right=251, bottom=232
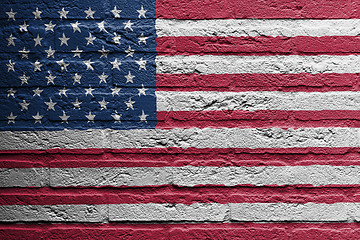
left=0, top=0, right=157, bottom=130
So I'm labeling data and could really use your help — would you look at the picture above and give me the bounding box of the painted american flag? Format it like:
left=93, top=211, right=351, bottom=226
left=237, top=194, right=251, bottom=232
left=2, top=0, right=360, bottom=238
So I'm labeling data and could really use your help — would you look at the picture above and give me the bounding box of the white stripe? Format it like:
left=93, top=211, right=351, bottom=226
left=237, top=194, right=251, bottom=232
left=109, top=203, right=227, bottom=222
left=0, top=168, right=48, bottom=187
left=157, top=91, right=360, bottom=111
left=52, top=165, right=360, bottom=187
left=2, top=165, right=359, bottom=187
left=229, top=203, right=359, bottom=222
left=0, top=205, right=107, bottom=222
left=0, top=127, right=358, bottom=150
left=1, top=203, right=360, bottom=222
left=156, top=19, right=360, bottom=37
left=156, top=55, right=360, bottom=74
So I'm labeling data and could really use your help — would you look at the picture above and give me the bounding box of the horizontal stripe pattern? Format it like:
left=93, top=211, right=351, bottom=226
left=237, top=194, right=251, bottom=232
left=156, top=19, right=360, bottom=37
left=0, top=128, right=359, bottom=150
left=156, top=55, right=360, bottom=74
left=2, top=165, right=360, bottom=187
left=2, top=203, right=360, bottom=222
left=4, top=2, right=360, bottom=236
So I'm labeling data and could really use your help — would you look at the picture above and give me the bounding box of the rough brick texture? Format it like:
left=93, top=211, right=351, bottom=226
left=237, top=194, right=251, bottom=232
left=3, top=0, right=360, bottom=238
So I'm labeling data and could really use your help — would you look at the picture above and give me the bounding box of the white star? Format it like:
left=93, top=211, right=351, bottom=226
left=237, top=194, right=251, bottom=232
left=72, top=98, right=82, bottom=109
left=98, top=45, right=109, bottom=58
left=72, top=46, right=83, bottom=58
left=7, top=112, right=16, bottom=124
left=59, top=87, right=68, bottom=97
left=7, top=34, right=16, bottom=46
left=123, top=20, right=134, bottom=31
left=98, top=98, right=108, bottom=110
left=113, top=32, right=121, bottom=45
left=97, top=21, right=107, bottom=32
left=83, top=59, right=94, bottom=70
left=124, top=97, right=135, bottom=110
left=85, top=32, right=96, bottom=45
left=137, top=6, right=147, bottom=18
left=7, top=88, right=16, bottom=98
left=19, top=73, right=30, bottom=85
left=72, top=73, right=82, bottom=84
left=32, top=87, right=43, bottom=97
left=85, top=111, right=95, bottom=122
left=45, top=46, right=55, bottom=58
left=138, top=84, right=148, bottom=96
left=19, top=100, right=30, bottom=111
left=19, top=47, right=30, bottom=59
left=112, top=110, right=122, bottom=123
left=31, top=60, right=42, bottom=71
left=59, top=33, right=70, bottom=46
left=125, top=71, right=135, bottom=83
left=56, top=59, right=70, bottom=71
left=33, top=34, right=42, bottom=46
left=111, top=6, right=122, bottom=18
left=110, top=58, right=121, bottom=71
left=85, top=86, right=94, bottom=96
left=98, top=72, right=108, bottom=83
left=59, top=8, right=69, bottom=19
left=32, top=112, right=43, bottom=124
left=6, top=59, right=15, bottom=72
left=84, top=7, right=95, bottom=19
left=59, top=111, right=70, bottom=123
left=138, top=33, right=148, bottom=44
left=125, top=45, right=135, bottom=57
left=136, top=57, right=147, bottom=70
left=46, top=71, right=56, bottom=85
left=19, top=21, right=29, bottom=32
left=45, top=21, right=56, bottom=32
left=111, top=87, right=121, bottom=96
left=139, top=110, right=148, bottom=123
left=32, top=7, right=42, bottom=19
left=6, top=9, right=16, bottom=20
left=70, top=21, right=81, bottom=33
left=45, top=98, right=56, bottom=111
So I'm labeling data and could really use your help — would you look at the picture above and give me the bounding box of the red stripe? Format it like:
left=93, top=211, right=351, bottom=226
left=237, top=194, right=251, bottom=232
left=2, top=147, right=360, bottom=168
left=156, top=73, right=359, bottom=92
left=156, top=0, right=360, bottom=19
left=2, top=223, right=360, bottom=240
left=157, top=36, right=360, bottom=56
left=1, top=186, right=360, bottom=205
left=156, top=110, right=360, bottom=129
